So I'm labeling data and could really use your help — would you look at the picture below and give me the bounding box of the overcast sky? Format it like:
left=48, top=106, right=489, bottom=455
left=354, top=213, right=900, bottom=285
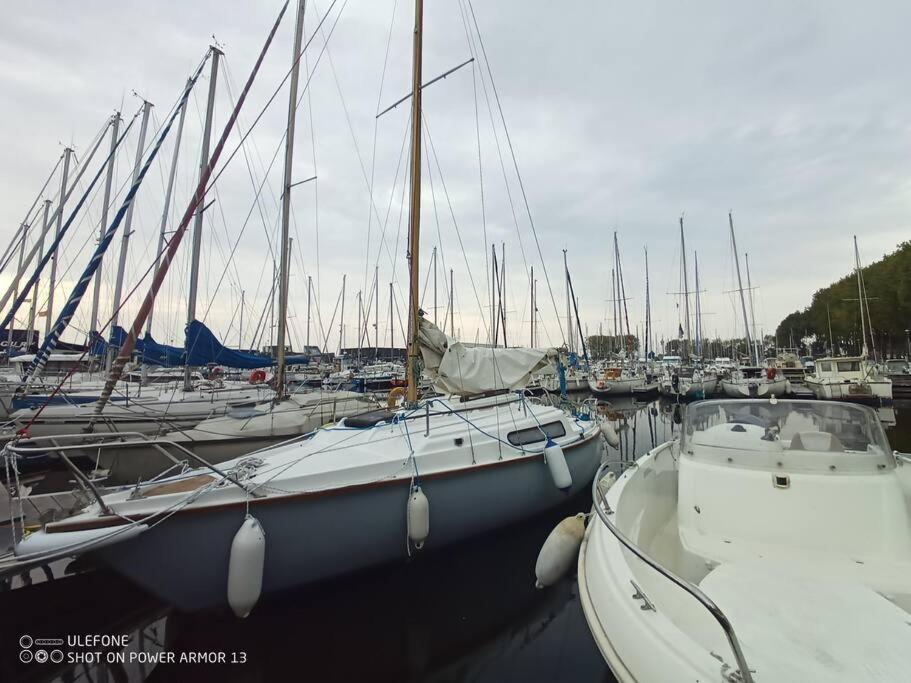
left=1, top=0, right=909, bottom=353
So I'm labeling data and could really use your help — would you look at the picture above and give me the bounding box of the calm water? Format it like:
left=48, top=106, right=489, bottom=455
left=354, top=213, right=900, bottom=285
left=2, top=398, right=908, bottom=683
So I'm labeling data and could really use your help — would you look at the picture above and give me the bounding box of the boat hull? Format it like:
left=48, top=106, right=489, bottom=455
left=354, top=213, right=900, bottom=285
left=720, top=377, right=788, bottom=398
left=805, top=379, right=893, bottom=403
left=93, top=432, right=604, bottom=611
left=587, top=377, right=644, bottom=397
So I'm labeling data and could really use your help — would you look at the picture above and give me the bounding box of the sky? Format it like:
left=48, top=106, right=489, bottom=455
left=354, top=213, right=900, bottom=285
left=1, top=0, right=909, bottom=355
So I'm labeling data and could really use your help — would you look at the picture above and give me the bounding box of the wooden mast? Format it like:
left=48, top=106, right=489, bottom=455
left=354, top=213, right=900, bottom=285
left=274, top=0, right=307, bottom=396
left=405, top=0, right=424, bottom=403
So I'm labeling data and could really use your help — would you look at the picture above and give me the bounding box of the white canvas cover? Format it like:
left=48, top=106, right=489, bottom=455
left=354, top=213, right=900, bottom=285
left=417, top=317, right=555, bottom=395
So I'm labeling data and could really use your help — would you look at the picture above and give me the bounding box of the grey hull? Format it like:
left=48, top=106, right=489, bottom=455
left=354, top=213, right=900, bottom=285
left=95, top=433, right=603, bottom=612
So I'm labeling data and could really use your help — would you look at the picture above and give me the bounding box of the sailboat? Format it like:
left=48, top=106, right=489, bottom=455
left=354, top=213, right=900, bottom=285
left=805, top=237, right=892, bottom=403
left=588, top=234, right=649, bottom=398
left=719, top=212, right=787, bottom=398
left=10, top=0, right=604, bottom=615
left=657, top=217, right=718, bottom=401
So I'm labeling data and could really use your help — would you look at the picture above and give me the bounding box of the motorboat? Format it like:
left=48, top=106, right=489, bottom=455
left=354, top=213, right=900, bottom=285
left=720, top=366, right=788, bottom=398
left=805, top=356, right=892, bottom=403
left=767, top=351, right=806, bottom=386
left=579, top=398, right=911, bottom=682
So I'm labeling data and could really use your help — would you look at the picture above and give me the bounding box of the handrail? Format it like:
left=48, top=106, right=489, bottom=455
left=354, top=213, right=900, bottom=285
left=590, top=460, right=754, bottom=683
left=7, top=432, right=260, bottom=499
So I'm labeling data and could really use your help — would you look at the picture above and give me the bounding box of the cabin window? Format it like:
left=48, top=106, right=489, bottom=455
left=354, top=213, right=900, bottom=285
left=836, top=361, right=861, bottom=372
left=507, top=420, right=566, bottom=446
left=818, top=361, right=832, bottom=372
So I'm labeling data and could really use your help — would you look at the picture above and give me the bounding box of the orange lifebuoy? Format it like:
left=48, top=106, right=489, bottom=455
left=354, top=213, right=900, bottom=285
left=250, top=369, right=267, bottom=384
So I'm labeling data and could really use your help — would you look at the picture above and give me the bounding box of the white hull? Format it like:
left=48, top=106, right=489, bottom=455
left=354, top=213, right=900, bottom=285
left=805, top=378, right=892, bottom=402
left=587, top=376, right=644, bottom=396
left=579, top=400, right=911, bottom=682
left=720, top=377, right=788, bottom=398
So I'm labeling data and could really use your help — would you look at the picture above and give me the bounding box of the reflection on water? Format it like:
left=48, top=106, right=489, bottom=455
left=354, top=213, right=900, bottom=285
left=2, top=396, right=908, bottom=683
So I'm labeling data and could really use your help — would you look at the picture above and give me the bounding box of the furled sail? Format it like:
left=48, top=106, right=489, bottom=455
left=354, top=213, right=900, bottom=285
left=185, top=320, right=308, bottom=369
left=141, top=332, right=185, bottom=367
left=417, top=316, right=555, bottom=396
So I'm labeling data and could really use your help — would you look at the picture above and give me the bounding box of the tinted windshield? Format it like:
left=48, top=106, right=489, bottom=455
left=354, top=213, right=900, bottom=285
left=683, top=399, right=891, bottom=455
left=837, top=361, right=861, bottom=372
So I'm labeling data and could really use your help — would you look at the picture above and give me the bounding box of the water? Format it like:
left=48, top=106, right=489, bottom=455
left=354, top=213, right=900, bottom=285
left=2, top=397, right=908, bottom=682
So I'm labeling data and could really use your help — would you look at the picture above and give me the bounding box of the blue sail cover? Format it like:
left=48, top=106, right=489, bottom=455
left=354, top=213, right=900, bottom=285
left=142, top=332, right=184, bottom=367
left=185, top=319, right=308, bottom=369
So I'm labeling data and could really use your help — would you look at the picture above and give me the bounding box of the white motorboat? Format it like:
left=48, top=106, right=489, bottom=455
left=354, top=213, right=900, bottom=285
left=720, top=367, right=788, bottom=398
left=579, top=398, right=911, bottom=682
left=806, top=356, right=893, bottom=403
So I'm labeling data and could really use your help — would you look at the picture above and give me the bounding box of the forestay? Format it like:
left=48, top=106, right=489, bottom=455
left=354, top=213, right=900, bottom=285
left=417, top=317, right=555, bottom=396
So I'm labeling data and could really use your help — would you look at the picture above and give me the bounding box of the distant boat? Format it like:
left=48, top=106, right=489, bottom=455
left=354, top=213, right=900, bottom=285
left=805, top=356, right=892, bottom=403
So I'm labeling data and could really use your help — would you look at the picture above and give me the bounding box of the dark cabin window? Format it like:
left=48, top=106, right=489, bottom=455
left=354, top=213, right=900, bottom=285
left=507, top=420, right=566, bottom=446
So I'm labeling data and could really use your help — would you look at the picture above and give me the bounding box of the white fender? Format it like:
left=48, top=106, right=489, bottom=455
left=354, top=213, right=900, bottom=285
left=227, top=515, right=266, bottom=618
left=535, top=513, right=585, bottom=588
left=544, top=439, right=572, bottom=492
left=600, top=419, right=620, bottom=448
left=407, top=485, right=430, bottom=549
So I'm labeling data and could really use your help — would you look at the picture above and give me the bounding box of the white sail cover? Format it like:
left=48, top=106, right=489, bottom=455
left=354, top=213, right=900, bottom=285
left=418, top=317, right=555, bottom=395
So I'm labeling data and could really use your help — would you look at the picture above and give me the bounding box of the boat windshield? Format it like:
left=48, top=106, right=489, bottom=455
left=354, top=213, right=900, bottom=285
left=682, top=399, right=892, bottom=461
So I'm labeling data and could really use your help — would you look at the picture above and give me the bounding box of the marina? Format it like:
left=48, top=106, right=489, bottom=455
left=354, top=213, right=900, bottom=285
left=1, top=1, right=911, bottom=682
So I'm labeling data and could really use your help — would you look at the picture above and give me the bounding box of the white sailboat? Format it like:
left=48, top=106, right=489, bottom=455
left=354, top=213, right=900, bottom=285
left=8, top=0, right=605, bottom=617
left=720, top=212, right=787, bottom=399
left=579, top=398, right=911, bottom=682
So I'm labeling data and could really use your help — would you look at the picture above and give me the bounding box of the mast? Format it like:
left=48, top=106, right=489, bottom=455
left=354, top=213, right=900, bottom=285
left=403, top=0, right=424, bottom=403
left=853, top=235, right=868, bottom=359
left=563, top=249, right=572, bottom=353
left=529, top=265, right=534, bottom=347
left=27, top=202, right=51, bottom=350
left=338, top=274, right=346, bottom=354
left=644, top=246, right=651, bottom=361
left=89, top=113, right=122, bottom=337
left=745, top=252, right=759, bottom=363
left=679, top=215, right=691, bottom=361
left=449, top=268, right=454, bottom=337
left=499, top=242, right=507, bottom=347
left=184, top=47, right=221, bottom=389
left=307, top=275, right=312, bottom=348
left=109, top=102, right=152, bottom=338
left=729, top=212, right=754, bottom=365
left=374, top=266, right=379, bottom=352
left=274, top=0, right=307, bottom=393
left=389, top=282, right=394, bottom=362
left=432, top=245, right=437, bottom=326
left=239, top=289, right=245, bottom=349
left=45, top=147, right=73, bottom=337
left=694, top=251, right=701, bottom=358
left=826, top=302, right=834, bottom=355
left=357, top=289, right=364, bottom=367
left=147, top=90, right=188, bottom=337
left=8, top=223, right=29, bottom=349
